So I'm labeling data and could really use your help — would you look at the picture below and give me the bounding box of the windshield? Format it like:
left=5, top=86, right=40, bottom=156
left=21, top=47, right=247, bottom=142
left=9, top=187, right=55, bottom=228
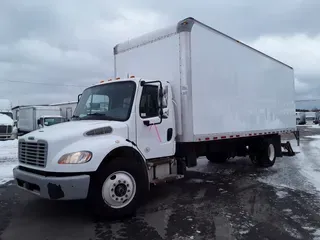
left=73, top=81, right=136, bottom=121
left=0, top=112, right=13, bottom=119
left=44, top=117, right=64, bottom=126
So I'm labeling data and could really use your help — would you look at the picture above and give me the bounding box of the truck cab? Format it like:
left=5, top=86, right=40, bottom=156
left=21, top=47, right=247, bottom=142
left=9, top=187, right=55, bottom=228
left=37, top=115, right=66, bottom=128
left=13, top=77, right=176, bottom=218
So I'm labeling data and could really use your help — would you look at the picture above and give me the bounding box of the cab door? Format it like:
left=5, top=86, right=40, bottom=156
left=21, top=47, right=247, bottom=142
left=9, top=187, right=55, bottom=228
left=135, top=81, right=175, bottom=159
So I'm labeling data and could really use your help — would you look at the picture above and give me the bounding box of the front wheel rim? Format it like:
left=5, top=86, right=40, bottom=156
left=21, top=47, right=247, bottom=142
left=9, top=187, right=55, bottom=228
left=101, top=171, right=136, bottom=209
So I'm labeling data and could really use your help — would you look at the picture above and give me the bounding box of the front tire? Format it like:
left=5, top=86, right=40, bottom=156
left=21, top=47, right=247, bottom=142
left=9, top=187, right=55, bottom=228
left=89, top=157, right=148, bottom=219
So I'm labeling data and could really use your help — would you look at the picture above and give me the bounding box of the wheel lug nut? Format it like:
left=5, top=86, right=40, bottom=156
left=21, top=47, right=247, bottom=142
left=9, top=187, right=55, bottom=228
left=125, top=195, right=128, bottom=197
left=112, top=195, right=115, bottom=197
left=127, top=190, right=130, bottom=192
left=111, top=188, right=114, bottom=192
left=116, top=198, right=118, bottom=201
left=121, top=198, right=123, bottom=201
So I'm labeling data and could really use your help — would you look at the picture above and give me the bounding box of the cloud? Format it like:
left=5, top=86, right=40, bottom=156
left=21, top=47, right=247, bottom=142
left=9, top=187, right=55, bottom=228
left=294, top=78, right=311, bottom=94
left=250, top=34, right=320, bottom=77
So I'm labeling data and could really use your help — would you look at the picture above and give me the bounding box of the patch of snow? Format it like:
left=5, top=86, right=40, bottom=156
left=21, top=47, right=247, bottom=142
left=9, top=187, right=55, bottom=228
left=313, top=229, right=320, bottom=240
left=239, top=229, right=249, bottom=235
left=297, top=137, right=320, bottom=193
left=283, top=226, right=302, bottom=239
left=305, top=135, right=320, bottom=139
left=307, top=125, right=320, bottom=129
left=302, top=226, right=315, bottom=231
left=282, top=209, right=292, bottom=214
left=0, top=139, right=18, bottom=185
left=276, top=190, right=288, bottom=198
left=258, top=139, right=317, bottom=194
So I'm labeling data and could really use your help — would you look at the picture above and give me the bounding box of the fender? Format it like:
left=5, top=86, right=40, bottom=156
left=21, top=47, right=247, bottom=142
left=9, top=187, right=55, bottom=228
left=97, top=143, right=150, bottom=190
left=47, top=135, right=144, bottom=173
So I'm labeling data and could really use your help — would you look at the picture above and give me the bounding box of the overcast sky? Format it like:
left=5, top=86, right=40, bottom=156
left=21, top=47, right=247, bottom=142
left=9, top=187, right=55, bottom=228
left=1, top=0, right=319, bottom=108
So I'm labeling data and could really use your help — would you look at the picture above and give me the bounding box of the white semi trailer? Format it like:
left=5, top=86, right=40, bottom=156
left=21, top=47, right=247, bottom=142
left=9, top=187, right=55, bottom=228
left=13, top=17, right=298, bottom=218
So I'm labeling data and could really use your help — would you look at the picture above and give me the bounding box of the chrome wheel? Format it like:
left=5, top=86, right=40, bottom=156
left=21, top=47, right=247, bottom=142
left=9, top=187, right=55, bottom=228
left=101, top=171, right=136, bottom=209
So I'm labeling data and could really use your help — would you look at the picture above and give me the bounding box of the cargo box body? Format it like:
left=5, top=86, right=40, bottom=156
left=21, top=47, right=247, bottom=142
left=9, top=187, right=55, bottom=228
left=49, top=101, right=78, bottom=121
left=18, top=106, right=62, bottom=132
left=114, top=17, right=296, bottom=143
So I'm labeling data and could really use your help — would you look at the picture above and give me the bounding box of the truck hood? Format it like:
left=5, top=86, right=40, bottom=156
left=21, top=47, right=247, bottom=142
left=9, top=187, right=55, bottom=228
left=22, top=120, right=128, bottom=143
left=0, top=114, right=13, bottom=125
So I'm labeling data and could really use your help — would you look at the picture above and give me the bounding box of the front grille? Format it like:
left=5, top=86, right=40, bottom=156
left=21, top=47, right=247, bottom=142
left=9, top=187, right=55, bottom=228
left=19, top=140, right=48, bottom=167
left=0, top=125, right=12, bottom=134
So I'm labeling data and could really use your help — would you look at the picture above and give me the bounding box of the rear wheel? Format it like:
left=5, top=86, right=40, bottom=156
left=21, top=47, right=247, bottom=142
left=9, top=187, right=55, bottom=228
left=206, top=152, right=228, bottom=163
left=251, top=139, right=276, bottom=168
left=89, top=157, right=148, bottom=219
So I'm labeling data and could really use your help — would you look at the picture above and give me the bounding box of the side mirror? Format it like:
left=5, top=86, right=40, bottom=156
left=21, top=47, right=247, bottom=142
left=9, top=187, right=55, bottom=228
left=157, top=85, right=164, bottom=118
left=13, top=120, right=17, bottom=126
left=78, top=94, right=82, bottom=103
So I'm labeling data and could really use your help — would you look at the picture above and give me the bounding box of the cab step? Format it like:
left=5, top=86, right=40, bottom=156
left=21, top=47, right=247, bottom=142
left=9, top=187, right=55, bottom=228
left=147, top=157, right=184, bottom=184
left=150, top=174, right=184, bottom=185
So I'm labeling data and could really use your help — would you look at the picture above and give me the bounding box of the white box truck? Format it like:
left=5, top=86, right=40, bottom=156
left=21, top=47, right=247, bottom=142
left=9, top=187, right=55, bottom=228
left=13, top=17, right=298, bottom=218
left=49, top=101, right=78, bottom=121
left=18, top=106, right=66, bottom=134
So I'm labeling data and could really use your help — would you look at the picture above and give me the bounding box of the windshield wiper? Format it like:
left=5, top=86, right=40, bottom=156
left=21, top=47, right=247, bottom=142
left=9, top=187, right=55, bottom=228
left=87, top=113, right=106, bottom=116
left=85, top=113, right=115, bottom=121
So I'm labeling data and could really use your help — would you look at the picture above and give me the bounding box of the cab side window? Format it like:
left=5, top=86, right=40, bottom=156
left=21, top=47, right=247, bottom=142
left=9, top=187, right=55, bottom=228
left=140, top=85, right=159, bottom=118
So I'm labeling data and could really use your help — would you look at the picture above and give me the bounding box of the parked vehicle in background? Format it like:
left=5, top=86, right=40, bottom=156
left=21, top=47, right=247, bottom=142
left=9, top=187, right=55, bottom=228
left=12, top=106, right=19, bottom=122
left=0, top=99, right=13, bottom=119
left=18, top=106, right=65, bottom=135
left=49, top=101, right=78, bottom=121
left=0, top=113, right=17, bottom=140
left=314, top=112, right=320, bottom=124
left=296, top=112, right=306, bottom=125
left=305, top=111, right=316, bottom=123
left=13, top=17, right=298, bottom=218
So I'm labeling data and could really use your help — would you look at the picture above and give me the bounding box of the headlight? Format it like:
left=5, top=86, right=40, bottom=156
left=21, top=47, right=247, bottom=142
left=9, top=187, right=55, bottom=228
left=58, top=151, right=92, bottom=164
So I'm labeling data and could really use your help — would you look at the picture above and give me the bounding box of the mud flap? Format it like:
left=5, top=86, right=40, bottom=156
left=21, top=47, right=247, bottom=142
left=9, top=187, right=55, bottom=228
left=281, top=141, right=295, bottom=156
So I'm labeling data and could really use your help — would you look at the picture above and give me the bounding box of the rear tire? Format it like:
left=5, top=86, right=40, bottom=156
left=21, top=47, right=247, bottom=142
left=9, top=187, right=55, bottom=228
left=251, top=139, right=276, bottom=168
left=206, top=152, right=228, bottom=163
left=88, top=157, right=148, bottom=219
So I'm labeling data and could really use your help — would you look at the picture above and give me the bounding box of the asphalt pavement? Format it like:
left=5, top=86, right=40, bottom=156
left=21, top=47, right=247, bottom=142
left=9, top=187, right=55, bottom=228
left=0, top=126, right=320, bottom=240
